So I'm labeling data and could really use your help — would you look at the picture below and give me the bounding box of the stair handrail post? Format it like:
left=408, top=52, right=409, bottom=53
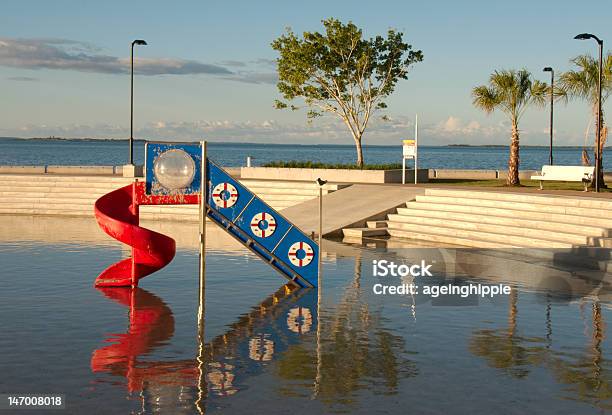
left=198, top=141, right=207, bottom=341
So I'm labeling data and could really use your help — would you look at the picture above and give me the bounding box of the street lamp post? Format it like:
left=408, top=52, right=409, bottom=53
left=130, top=39, right=147, bottom=166
left=574, top=33, right=603, bottom=193
left=543, top=67, right=554, bottom=165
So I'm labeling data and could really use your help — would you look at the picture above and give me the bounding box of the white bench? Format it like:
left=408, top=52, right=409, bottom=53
left=531, top=165, right=594, bottom=191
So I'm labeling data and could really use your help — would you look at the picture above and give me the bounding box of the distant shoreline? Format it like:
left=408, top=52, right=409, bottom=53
left=0, top=136, right=607, bottom=149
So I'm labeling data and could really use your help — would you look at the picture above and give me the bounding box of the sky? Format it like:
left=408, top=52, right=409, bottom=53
left=1, top=0, right=611, bottom=146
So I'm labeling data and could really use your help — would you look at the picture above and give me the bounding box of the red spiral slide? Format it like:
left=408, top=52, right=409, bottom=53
left=94, top=182, right=176, bottom=287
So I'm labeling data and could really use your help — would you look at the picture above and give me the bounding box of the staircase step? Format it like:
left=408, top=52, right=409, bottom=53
left=387, top=216, right=587, bottom=245
left=386, top=228, right=515, bottom=248
left=388, top=215, right=603, bottom=244
left=388, top=209, right=608, bottom=236
left=342, top=227, right=388, bottom=238
left=425, top=188, right=612, bottom=210
left=415, top=195, right=611, bottom=218
left=587, top=237, right=612, bottom=248
left=386, top=222, right=573, bottom=248
left=366, top=221, right=388, bottom=229
left=398, top=204, right=612, bottom=228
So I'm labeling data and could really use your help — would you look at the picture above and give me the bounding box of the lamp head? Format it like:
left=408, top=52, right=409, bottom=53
left=543, top=67, right=553, bottom=72
left=132, top=39, right=148, bottom=46
left=574, top=33, right=592, bottom=40
left=574, top=33, right=602, bottom=44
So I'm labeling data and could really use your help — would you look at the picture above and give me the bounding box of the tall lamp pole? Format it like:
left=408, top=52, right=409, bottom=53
left=130, top=39, right=147, bottom=166
left=574, top=33, right=603, bottom=193
left=543, top=67, right=554, bottom=165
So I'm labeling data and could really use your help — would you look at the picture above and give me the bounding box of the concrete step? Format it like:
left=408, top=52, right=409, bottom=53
left=415, top=195, right=611, bottom=218
left=0, top=173, right=126, bottom=180
left=386, top=222, right=573, bottom=248
left=0, top=190, right=110, bottom=198
left=0, top=181, right=131, bottom=190
left=0, top=202, right=96, bottom=211
left=0, top=197, right=99, bottom=205
left=366, top=221, right=388, bottom=229
left=386, top=215, right=588, bottom=245
left=0, top=208, right=92, bottom=217
left=139, top=213, right=198, bottom=222
left=398, top=204, right=612, bottom=228
left=240, top=186, right=331, bottom=196
left=386, top=228, right=516, bottom=248
left=388, top=210, right=609, bottom=237
left=588, top=237, right=612, bottom=248
left=255, top=193, right=315, bottom=202
left=425, top=188, right=612, bottom=210
left=342, top=227, right=388, bottom=238
left=240, top=180, right=348, bottom=191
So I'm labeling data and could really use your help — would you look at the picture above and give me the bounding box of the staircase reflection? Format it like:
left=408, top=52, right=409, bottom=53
left=92, top=284, right=317, bottom=413
left=470, top=289, right=612, bottom=411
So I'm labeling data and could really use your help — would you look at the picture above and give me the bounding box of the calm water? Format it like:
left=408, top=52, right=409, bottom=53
left=1, top=138, right=610, bottom=170
left=0, top=216, right=610, bottom=414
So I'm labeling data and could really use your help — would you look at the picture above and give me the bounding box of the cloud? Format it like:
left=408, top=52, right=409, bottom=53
left=426, top=116, right=505, bottom=142
left=219, top=60, right=247, bottom=67
left=228, top=71, right=278, bottom=84
left=0, top=37, right=232, bottom=76
left=7, top=76, right=38, bottom=81
left=1, top=114, right=562, bottom=145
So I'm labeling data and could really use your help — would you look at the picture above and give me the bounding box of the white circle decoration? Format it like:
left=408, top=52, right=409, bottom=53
left=211, top=182, right=239, bottom=208
left=250, top=212, right=277, bottom=238
left=287, top=307, right=313, bottom=334
left=287, top=241, right=314, bottom=267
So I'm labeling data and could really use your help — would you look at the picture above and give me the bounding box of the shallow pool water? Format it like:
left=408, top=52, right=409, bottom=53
left=0, top=219, right=611, bottom=414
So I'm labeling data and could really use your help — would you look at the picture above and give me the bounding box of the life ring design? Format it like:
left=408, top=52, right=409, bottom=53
left=211, top=182, right=238, bottom=208
left=248, top=335, right=275, bottom=361
left=288, top=241, right=314, bottom=267
left=287, top=307, right=312, bottom=334
left=250, top=212, right=277, bottom=238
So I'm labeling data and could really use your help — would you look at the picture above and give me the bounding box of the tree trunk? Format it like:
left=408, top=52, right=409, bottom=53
left=507, top=121, right=520, bottom=186
left=354, top=136, right=364, bottom=168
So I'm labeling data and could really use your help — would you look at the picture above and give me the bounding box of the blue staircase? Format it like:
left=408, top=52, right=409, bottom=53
left=205, top=159, right=319, bottom=288
left=145, top=142, right=319, bottom=288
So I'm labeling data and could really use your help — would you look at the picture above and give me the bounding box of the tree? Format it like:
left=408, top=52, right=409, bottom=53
left=558, top=54, right=612, bottom=188
left=272, top=18, right=423, bottom=167
left=472, top=69, right=548, bottom=186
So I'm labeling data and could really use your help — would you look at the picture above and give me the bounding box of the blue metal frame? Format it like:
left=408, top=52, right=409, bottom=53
left=144, top=142, right=319, bottom=288
left=145, top=142, right=202, bottom=195
left=206, top=159, right=319, bottom=288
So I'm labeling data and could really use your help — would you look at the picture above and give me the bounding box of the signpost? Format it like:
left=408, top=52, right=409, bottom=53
left=402, top=115, right=419, bottom=185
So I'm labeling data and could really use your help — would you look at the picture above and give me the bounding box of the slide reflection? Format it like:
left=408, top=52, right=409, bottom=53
left=91, top=284, right=317, bottom=410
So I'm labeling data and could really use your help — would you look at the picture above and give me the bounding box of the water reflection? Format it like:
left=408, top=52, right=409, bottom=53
left=470, top=289, right=611, bottom=411
left=277, top=257, right=418, bottom=407
left=87, top=246, right=612, bottom=413
left=92, top=284, right=318, bottom=413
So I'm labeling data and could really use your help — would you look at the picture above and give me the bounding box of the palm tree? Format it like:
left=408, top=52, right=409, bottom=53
left=472, top=69, right=548, bottom=186
left=558, top=54, right=612, bottom=187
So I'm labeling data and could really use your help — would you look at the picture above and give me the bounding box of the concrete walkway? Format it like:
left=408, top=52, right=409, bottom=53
left=281, top=184, right=424, bottom=236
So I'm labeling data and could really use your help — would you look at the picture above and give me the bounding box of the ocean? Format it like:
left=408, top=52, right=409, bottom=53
left=1, top=138, right=609, bottom=170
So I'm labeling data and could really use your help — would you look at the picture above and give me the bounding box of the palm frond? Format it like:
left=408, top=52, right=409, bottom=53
left=529, top=80, right=548, bottom=107
left=472, top=85, right=499, bottom=113
left=558, top=53, right=612, bottom=104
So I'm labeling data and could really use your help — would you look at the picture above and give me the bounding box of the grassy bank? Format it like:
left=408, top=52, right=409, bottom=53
left=261, top=160, right=402, bottom=170
left=430, top=178, right=612, bottom=192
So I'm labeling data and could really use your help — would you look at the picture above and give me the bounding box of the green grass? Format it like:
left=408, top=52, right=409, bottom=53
left=261, top=160, right=402, bottom=170
left=430, top=178, right=612, bottom=192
